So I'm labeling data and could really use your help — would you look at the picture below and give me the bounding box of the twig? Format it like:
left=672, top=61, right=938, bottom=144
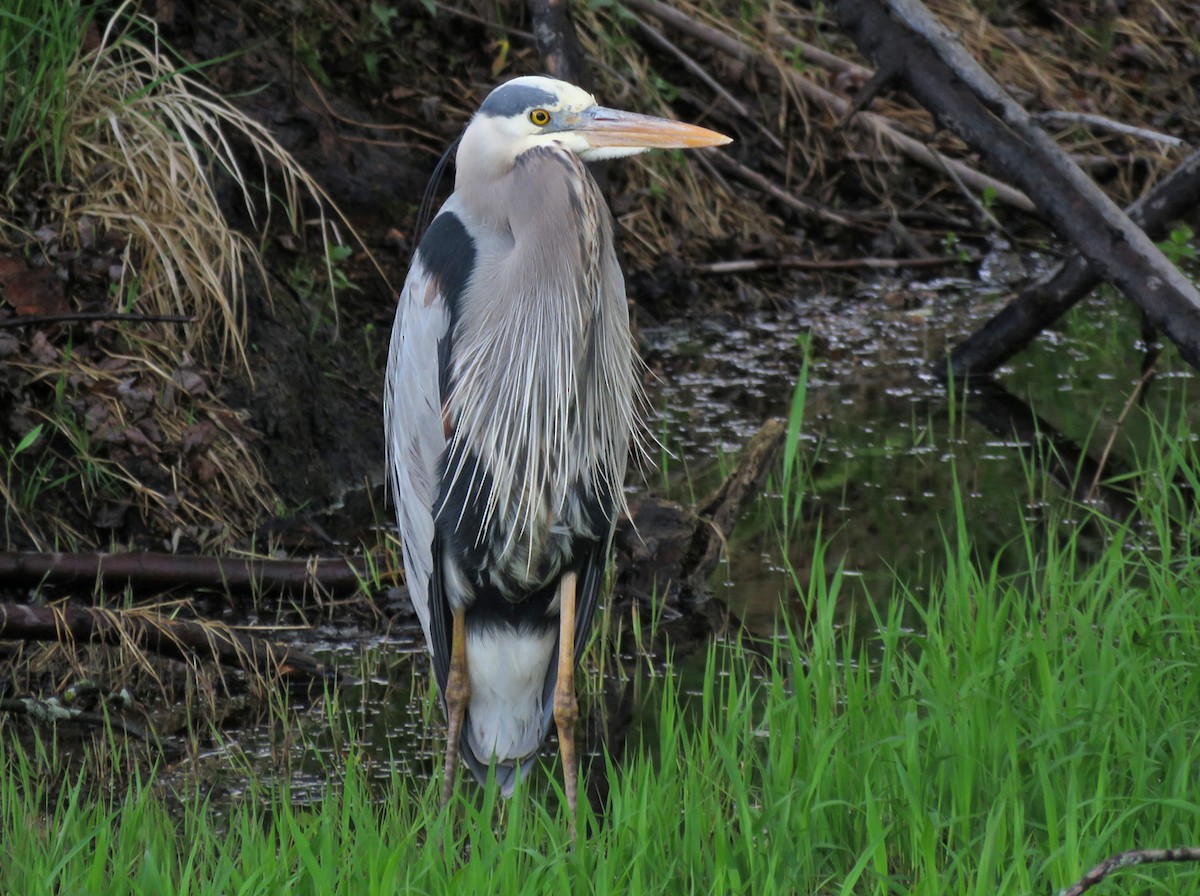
left=710, top=152, right=857, bottom=226
left=624, top=0, right=1035, bottom=213
left=1059, top=847, right=1200, bottom=896
left=625, top=9, right=752, bottom=119
left=0, top=311, right=193, bottom=329
left=693, top=254, right=960, bottom=273
left=1034, top=110, right=1185, bottom=147
left=432, top=0, right=534, bottom=38
left=764, top=22, right=872, bottom=81
left=1085, top=358, right=1159, bottom=503
left=634, top=26, right=787, bottom=157
left=964, top=380, right=1137, bottom=524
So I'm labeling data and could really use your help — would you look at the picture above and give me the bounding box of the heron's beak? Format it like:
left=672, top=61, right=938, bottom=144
left=572, top=106, right=731, bottom=151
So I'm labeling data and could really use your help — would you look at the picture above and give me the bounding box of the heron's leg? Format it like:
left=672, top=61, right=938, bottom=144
left=554, top=571, right=580, bottom=841
left=440, top=607, right=470, bottom=811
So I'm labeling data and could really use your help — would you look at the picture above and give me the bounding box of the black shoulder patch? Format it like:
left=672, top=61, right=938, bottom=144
left=418, top=211, right=473, bottom=403
left=418, top=211, right=474, bottom=307
left=479, top=83, right=558, bottom=118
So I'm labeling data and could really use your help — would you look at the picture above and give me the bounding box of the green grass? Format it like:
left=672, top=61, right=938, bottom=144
left=0, top=0, right=88, bottom=182
left=5, top=446, right=1200, bottom=894
left=5, top=363, right=1200, bottom=892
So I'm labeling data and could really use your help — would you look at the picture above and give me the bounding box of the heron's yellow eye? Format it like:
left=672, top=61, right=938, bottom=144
left=529, top=109, right=551, bottom=127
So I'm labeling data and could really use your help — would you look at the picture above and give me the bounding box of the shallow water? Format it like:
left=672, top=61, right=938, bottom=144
left=171, top=269, right=1200, bottom=796
left=642, top=272, right=1198, bottom=632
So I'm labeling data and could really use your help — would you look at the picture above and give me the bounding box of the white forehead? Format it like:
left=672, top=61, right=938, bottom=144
left=477, top=76, right=596, bottom=118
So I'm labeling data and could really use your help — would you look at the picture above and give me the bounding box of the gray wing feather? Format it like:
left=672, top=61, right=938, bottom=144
left=384, top=252, right=451, bottom=650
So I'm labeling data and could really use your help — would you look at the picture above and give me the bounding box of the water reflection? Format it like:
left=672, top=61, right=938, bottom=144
left=642, top=283, right=1197, bottom=634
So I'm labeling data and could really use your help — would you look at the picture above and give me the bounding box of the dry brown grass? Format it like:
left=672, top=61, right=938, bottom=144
left=0, top=2, right=354, bottom=550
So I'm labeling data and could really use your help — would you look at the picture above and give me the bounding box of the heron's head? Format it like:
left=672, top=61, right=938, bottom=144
left=456, top=75, right=730, bottom=182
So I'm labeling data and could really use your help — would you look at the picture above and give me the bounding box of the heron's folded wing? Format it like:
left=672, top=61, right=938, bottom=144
left=384, top=252, right=453, bottom=658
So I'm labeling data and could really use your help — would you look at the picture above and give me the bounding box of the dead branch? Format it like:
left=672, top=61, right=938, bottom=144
left=624, top=8, right=752, bottom=119
left=528, top=0, right=590, bottom=87
left=694, top=254, right=961, bottom=274
left=834, top=0, right=1200, bottom=370
left=0, top=602, right=339, bottom=685
left=1034, top=110, right=1184, bottom=147
left=0, top=311, right=194, bottom=329
left=624, top=0, right=1035, bottom=213
left=1059, top=847, right=1200, bottom=896
left=710, top=151, right=856, bottom=226
left=687, top=418, right=786, bottom=586
left=950, top=148, right=1200, bottom=377
left=614, top=419, right=786, bottom=617
left=0, top=695, right=168, bottom=748
left=0, top=550, right=371, bottom=597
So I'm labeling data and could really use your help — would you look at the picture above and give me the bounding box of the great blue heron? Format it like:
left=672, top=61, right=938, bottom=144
left=384, top=75, right=729, bottom=833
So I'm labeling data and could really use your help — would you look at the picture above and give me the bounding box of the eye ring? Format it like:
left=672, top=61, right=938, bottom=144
left=529, top=108, right=551, bottom=127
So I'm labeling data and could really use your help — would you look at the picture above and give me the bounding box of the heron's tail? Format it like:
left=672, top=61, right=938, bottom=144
left=459, top=624, right=557, bottom=797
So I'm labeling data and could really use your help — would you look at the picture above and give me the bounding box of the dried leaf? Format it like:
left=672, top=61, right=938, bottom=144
left=3, top=266, right=69, bottom=316
left=171, top=364, right=209, bottom=396
left=192, top=454, right=219, bottom=484
left=117, top=377, right=154, bottom=416
left=0, top=255, right=25, bottom=282
left=29, top=331, right=60, bottom=365
left=181, top=421, right=218, bottom=454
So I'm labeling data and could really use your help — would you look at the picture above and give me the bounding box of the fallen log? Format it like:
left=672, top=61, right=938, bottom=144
left=833, top=0, right=1200, bottom=370
left=0, top=550, right=370, bottom=597
left=950, top=149, right=1200, bottom=377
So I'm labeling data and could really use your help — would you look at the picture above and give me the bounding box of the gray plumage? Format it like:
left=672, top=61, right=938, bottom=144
left=384, top=76, right=729, bottom=804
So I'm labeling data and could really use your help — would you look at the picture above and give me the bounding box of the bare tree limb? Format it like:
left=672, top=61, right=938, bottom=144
left=951, top=149, right=1200, bottom=377
left=0, top=311, right=193, bottom=329
left=528, top=0, right=591, bottom=87
left=1059, top=847, right=1200, bottom=896
left=624, top=0, right=1036, bottom=213
left=1034, top=110, right=1184, bottom=147
left=694, top=254, right=961, bottom=274
left=624, top=8, right=752, bottom=120
left=0, top=550, right=371, bottom=597
left=834, top=0, right=1200, bottom=370
left=613, top=418, right=786, bottom=616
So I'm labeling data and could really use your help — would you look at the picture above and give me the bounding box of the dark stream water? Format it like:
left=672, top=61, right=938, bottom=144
left=175, top=265, right=1200, bottom=799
